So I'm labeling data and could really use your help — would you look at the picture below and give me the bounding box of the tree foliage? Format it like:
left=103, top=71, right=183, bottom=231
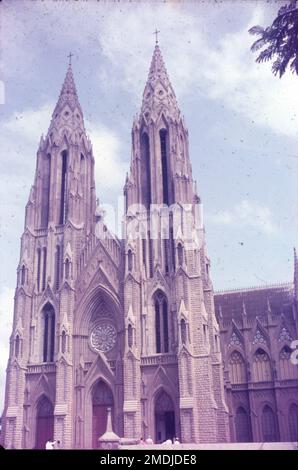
left=249, top=0, right=298, bottom=78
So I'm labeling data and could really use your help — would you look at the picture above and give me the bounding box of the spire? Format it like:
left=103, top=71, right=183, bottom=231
left=48, top=58, right=85, bottom=137
left=54, top=61, right=81, bottom=113
left=147, top=43, right=172, bottom=89
left=140, top=43, right=180, bottom=121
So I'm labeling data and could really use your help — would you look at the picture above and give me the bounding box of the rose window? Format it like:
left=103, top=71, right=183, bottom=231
left=90, top=323, right=117, bottom=353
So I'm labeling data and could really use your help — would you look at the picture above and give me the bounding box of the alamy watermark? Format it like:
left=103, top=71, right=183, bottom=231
left=290, top=340, right=298, bottom=366
left=95, top=200, right=204, bottom=251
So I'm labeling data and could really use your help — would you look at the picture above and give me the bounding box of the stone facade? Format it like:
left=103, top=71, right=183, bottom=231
left=214, top=281, right=298, bottom=443
left=1, top=44, right=297, bottom=449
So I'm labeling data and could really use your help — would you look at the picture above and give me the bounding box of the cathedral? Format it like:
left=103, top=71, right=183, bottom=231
left=1, top=43, right=298, bottom=449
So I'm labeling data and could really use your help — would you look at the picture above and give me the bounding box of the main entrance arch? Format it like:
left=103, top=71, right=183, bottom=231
left=154, top=390, right=175, bottom=443
left=92, top=380, right=114, bottom=448
left=35, top=396, right=54, bottom=449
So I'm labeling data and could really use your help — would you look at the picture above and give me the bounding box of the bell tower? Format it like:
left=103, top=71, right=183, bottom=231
left=1, top=58, right=96, bottom=449
left=123, top=41, right=229, bottom=443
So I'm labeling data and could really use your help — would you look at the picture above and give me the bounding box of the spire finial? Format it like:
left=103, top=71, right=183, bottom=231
left=153, top=29, right=160, bottom=45
left=67, top=52, right=73, bottom=66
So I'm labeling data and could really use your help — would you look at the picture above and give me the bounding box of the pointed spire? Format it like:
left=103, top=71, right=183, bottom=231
left=141, top=43, right=180, bottom=121
left=48, top=58, right=85, bottom=139
left=55, top=61, right=81, bottom=112
left=147, top=43, right=172, bottom=89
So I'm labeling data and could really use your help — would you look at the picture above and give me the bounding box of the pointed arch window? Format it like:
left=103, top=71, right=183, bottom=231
left=170, top=226, right=175, bottom=272
left=154, top=293, right=169, bottom=353
left=55, top=245, right=61, bottom=291
left=177, top=243, right=183, bottom=267
left=279, top=346, right=296, bottom=380
left=42, top=247, right=47, bottom=291
left=163, top=238, right=169, bottom=273
left=41, top=153, right=51, bottom=227
left=37, top=248, right=41, bottom=291
left=229, top=351, right=247, bottom=384
left=21, top=265, right=26, bottom=285
left=65, top=258, right=70, bottom=279
left=61, top=330, right=67, bottom=354
left=261, top=405, right=278, bottom=442
left=148, top=231, right=154, bottom=278
left=160, top=129, right=169, bottom=205
left=80, top=154, right=86, bottom=199
left=142, top=238, right=147, bottom=267
left=162, top=299, right=169, bottom=353
left=155, top=300, right=161, bottom=353
left=235, top=407, right=251, bottom=442
left=59, top=150, right=68, bottom=225
left=127, top=249, right=133, bottom=272
left=252, top=348, right=272, bottom=382
left=43, top=303, right=55, bottom=362
left=289, top=404, right=298, bottom=442
left=140, top=132, right=151, bottom=209
left=181, top=319, right=187, bottom=345
left=128, top=324, right=133, bottom=348
left=15, top=335, right=20, bottom=358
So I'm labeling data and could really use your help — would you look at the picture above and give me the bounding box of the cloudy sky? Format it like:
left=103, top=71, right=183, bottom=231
left=0, top=0, right=297, bottom=409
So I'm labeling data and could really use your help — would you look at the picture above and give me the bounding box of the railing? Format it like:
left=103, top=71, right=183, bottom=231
left=35, top=228, right=48, bottom=237
left=141, top=354, right=177, bottom=366
left=27, top=364, right=56, bottom=374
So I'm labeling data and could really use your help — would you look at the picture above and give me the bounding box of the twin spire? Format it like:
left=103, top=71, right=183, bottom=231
left=51, top=39, right=180, bottom=126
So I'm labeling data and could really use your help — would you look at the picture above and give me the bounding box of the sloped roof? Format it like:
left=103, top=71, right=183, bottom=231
left=214, top=283, right=294, bottom=322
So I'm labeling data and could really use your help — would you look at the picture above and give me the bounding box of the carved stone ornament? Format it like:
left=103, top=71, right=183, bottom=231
left=90, top=323, right=117, bottom=353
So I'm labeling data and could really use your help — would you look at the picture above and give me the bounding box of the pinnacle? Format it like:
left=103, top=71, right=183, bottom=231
left=54, top=62, right=82, bottom=113
left=147, top=43, right=171, bottom=87
left=141, top=43, right=180, bottom=119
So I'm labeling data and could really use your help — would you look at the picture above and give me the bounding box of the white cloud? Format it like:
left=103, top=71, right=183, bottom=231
left=95, top=5, right=298, bottom=138
left=2, top=2, right=297, bottom=138
left=0, top=286, right=14, bottom=412
left=209, top=199, right=278, bottom=235
left=86, top=120, right=129, bottom=198
left=3, top=103, right=53, bottom=143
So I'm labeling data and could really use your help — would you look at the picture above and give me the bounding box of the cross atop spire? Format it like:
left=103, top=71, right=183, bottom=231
left=67, top=52, right=73, bottom=66
left=153, top=29, right=160, bottom=45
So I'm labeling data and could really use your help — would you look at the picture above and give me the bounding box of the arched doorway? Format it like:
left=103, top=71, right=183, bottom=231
left=235, top=406, right=251, bottom=442
left=35, top=396, right=54, bottom=449
left=92, top=380, right=114, bottom=449
left=154, top=390, right=175, bottom=443
left=261, top=405, right=278, bottom=442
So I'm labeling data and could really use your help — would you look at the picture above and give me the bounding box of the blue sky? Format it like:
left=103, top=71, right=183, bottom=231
left=0, top=0, right=297, bottom=408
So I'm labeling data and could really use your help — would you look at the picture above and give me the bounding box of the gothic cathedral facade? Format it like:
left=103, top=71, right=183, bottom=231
left=1, top=44, right=297, bottom=449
